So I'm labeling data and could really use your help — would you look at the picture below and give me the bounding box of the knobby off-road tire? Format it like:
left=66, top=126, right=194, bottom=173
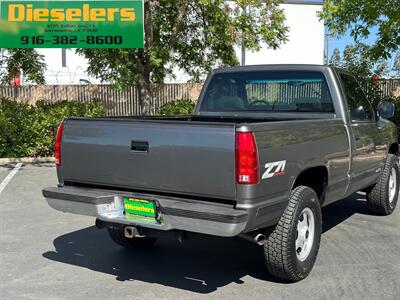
left=367, top=154, right=399, bottom=215
left=264, top=186, right=322, bottom=282
left=107, top=227, right=157, bottom=250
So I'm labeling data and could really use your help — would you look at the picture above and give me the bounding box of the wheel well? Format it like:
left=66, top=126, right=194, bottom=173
left=388, top=143, right=399, bottom=156
left=293, top=166, right=328, bottom=204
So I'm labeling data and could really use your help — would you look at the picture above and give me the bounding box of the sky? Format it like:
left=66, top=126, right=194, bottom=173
left=326, top=27, right=380, bottom=55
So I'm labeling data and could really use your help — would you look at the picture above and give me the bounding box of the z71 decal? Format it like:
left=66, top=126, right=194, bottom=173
left=262, top=160, right=287, bottom=179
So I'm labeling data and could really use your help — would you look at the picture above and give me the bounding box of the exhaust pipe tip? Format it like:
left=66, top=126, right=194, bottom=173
left=124, top=226, right=146, bottom=239
left=254, top=234, right=267, bottom=246
left=124, top=226, right=135, bottom=238
left=239, top=233, right=267, bottom=246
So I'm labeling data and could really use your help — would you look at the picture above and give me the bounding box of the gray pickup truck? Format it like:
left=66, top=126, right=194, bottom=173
left=43, top=65, right=399, bottom=282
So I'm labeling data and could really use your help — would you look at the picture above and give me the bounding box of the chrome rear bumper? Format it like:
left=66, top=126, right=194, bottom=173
left=43, top=186, right=248, bottom=237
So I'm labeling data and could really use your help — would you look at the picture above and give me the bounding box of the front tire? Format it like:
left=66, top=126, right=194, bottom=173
left=366, top=154, right=399, bottom=215
left=107, top=227, right=157, bottom=250
left=263, top=186, right=322, bottom=282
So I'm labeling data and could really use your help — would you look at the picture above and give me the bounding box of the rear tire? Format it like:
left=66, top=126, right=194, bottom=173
left=107, top=227, right=157, bottom=250
left=263, top=186, right=322, bottom=282
left=366, top=154, right=399, bottom=215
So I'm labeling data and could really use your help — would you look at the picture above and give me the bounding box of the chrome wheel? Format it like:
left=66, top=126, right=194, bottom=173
left=296, top=207, right=315, bottom=262
left=389, top=168, right=397, bottom=204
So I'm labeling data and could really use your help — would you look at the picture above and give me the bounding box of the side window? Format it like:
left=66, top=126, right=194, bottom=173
left=340, top=73, right=373, bottom=122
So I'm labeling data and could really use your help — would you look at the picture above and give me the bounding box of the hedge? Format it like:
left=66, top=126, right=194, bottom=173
left=156, top=99, right=196, bottom=115
left=0, top=98, right=106, bottom=158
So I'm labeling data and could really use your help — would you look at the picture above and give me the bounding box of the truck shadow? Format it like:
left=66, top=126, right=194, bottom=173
left=42, top=193, right=372, bottom=293
left=322, top=192, right=371, bottom=233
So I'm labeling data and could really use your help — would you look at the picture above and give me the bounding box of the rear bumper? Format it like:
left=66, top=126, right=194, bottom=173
left=43, top=186, right=248, bottom=237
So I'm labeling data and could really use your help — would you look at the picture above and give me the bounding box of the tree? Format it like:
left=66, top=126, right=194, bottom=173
left=321, top=0, right=400, bottom=60
left=0, top=49, right=46, bottom=85
left=330, top=48, right=341, bottom=66
left=330, top=43, right=390, bottom=105
left=77, top=0, right=288, bottom=115
left=393, top=51, right=400, bottom=76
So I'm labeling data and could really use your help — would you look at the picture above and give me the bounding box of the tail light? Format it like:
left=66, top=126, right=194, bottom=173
left=235, top=132, right=259, bottom=184
left=55, top=123, right=64, bottom=167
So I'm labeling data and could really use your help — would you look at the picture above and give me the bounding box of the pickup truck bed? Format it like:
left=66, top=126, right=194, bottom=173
left=47, top=115, right=354, bottom=234
left=58, top=115, right=322, bottom=200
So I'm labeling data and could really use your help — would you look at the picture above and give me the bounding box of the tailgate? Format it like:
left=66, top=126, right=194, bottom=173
left=61, top=119, right=236, bottom=200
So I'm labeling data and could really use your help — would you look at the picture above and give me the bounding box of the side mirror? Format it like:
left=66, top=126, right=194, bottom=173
left=377, top=101, right=395, bottom=119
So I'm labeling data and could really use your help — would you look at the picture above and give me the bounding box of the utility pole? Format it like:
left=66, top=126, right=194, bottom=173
left=61, top=49, right=67, bottom=68
left=241, top=32, right=246, bottom=66
left=325, top=33, right=332, bottom=65
left=326, top=35, right=329, bottom=65
left=241, top=5, right=247, bottom=66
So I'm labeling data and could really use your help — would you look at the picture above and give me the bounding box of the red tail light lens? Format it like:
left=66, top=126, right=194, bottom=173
left=235, top=132, right=259, bottom=184
left=55, top=123, right=64, bottom=167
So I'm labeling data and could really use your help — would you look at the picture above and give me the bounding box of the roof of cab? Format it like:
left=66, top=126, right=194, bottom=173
left=213, top=64, right=334, bottom=74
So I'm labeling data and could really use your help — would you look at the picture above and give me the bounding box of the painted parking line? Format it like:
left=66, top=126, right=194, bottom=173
left=0, top=163, right=23, bottom=194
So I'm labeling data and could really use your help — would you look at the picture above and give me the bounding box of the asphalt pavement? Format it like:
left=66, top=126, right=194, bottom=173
left=0, top=164, right=399, bottom=300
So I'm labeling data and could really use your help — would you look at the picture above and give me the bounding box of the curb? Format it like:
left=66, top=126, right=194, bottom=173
left=0, top=157, right=55, bottom=165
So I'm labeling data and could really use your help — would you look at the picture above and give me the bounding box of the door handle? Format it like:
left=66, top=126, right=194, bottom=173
left=131, top=141, right=149, bottom=153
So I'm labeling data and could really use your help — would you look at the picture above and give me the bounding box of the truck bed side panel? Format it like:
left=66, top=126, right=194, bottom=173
left=237, top=119, right=350, bottom=231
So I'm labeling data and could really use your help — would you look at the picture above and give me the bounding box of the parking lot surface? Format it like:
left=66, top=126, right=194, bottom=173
left=0, top=164, right=399, bottom=300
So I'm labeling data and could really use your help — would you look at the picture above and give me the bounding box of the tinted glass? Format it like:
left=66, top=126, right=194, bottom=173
left=340, top=73, right=373, bottom=121
left=201, top=71, right=334, bottom=113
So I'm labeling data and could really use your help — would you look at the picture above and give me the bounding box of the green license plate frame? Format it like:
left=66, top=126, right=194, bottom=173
left=123, top=197, right=158, bottom=221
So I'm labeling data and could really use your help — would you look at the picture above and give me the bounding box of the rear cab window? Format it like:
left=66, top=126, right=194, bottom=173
left=200, top=71, right=334, bottom=113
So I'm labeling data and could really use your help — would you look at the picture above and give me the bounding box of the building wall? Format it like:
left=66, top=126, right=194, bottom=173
left=238, top=3, right=324, bottom=66
left=35, top=49, right=100, bottom=85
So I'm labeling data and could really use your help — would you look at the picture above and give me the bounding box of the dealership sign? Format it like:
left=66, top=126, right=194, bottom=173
left=0, top=0, right=144, bottom=48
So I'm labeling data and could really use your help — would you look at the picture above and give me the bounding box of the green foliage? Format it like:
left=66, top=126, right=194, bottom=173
left=330, top=48, right=342, bottom=66
left=0, top=99, right=105, bottom=158
left=321, top=0, right=400, bottom=60
left=384, top=96, right=400, bottom=127
left=0, top=49, right=46, bottom=84
left=78, top=1, right=287, bottom=86
left=157, top=99, right=196, bottom=115
left=330, top=44, right=391, bottom=106
left=393, top=51, right=400, bottom=76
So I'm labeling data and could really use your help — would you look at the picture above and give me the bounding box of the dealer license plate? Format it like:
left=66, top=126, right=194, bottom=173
left=124, top=198, right=157, bottom=221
